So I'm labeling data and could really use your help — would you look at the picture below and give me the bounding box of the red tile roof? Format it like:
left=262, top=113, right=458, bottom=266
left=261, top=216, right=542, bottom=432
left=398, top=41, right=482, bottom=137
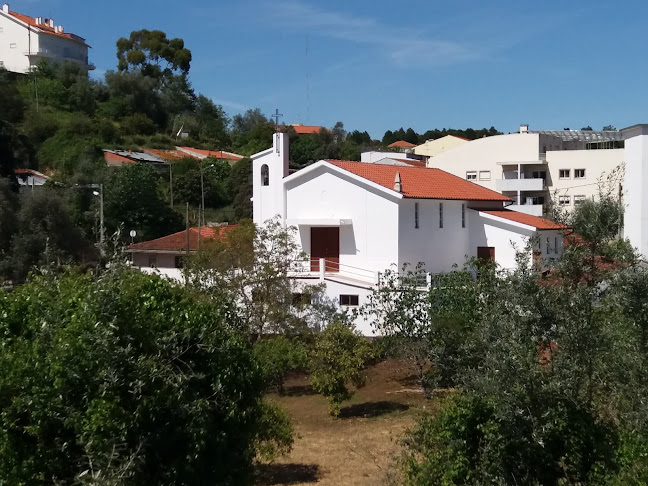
left=14, top=168, right=49, bottom=178
left=104, top=152, right=135, bottom=165
left=178, top=147, right=244, bottom=161
left=284, top=124, right=327, bottom=135
left=325, top=160, right=511, bottom=202
left=388, top=140, right=416, bottom=148
left=142, top=148, right=196, bottom=161
left=129, top=225, right=237, bottom=253
left=481, top=209, right=569, bottom=230
left=7, top=10, right=89, bottom=46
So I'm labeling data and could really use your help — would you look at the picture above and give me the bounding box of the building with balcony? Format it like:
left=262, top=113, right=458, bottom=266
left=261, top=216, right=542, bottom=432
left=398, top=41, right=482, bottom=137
left=252, top=133, right=568, bottom=334
left=426, top=124, right=625, bottom=217
left=0, top=3, right=93, bottom=74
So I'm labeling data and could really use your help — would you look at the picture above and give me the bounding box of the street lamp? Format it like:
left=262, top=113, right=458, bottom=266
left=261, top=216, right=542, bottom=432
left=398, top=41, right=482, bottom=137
left=129, top=229, right=136, bottom=244
left=75, top=183, right=104, bottom=251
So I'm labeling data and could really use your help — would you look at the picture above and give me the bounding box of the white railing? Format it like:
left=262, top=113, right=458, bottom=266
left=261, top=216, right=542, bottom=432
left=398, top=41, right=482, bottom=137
left=289, top=258, right=378, bottom=284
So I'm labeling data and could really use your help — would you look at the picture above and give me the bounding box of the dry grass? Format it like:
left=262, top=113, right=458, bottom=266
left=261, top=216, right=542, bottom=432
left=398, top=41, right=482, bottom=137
left=255, top=360, right=437, bottom=486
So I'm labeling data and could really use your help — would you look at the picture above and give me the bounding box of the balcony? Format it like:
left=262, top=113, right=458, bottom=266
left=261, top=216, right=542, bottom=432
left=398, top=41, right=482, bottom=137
left=496, top=174, right=546, bottom=192
left=507, top=204, right=544, bottom=217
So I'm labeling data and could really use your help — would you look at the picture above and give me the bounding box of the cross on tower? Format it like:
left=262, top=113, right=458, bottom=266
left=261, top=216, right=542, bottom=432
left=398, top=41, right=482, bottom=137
left=272, top=109, right=284, bottom=154
left=271, top=108, right=283, bottom=131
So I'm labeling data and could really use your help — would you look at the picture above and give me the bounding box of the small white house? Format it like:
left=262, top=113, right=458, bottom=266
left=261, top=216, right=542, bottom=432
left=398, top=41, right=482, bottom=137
left=0, top=3, right=92, bottom=74
left=252, top=133, right=568, bottom=334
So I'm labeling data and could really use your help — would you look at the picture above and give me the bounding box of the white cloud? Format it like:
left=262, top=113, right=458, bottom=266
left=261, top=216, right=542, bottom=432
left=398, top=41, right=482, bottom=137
left=265, top=1, right=482, bottom=67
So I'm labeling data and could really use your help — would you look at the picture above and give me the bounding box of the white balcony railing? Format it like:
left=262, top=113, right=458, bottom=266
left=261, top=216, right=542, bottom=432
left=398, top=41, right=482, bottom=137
left=496, top=177, right=546, bottom=192
left=507, top=204, right=544, bottom=217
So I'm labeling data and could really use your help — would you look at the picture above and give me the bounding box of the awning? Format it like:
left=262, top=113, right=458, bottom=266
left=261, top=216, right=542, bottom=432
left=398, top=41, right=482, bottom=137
left=286, top=218, right=352, bottom=226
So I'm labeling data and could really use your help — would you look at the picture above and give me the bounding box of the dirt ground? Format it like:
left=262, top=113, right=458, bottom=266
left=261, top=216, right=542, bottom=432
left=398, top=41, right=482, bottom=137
left=254, top=360, right=437, bottom=486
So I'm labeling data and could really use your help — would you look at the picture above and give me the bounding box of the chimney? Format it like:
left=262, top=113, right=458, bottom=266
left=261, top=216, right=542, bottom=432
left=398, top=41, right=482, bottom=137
left=2, top=4, right=8, bottom=13
left=35, top=16, right=41, bottom=25
left=520, top=124, right=529, bottom=134
left=394, top=172, right=402, bottom=193
left=58, top=25, right=64, bottom=33
left=46, top=18, right=54, bottom=28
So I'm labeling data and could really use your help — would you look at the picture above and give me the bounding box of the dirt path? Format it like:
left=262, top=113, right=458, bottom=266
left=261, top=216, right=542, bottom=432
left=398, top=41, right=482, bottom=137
left=255, top=361, right=434, bottom=486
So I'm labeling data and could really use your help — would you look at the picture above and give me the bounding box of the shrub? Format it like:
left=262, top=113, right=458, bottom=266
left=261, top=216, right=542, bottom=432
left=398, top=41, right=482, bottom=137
left=253, top=336, right=310, bottom=394
left=310, top=322, right=375, bottom=416
left=0, top=268, right=288, bottom=485
left=400, top=391, right=622, bottom=485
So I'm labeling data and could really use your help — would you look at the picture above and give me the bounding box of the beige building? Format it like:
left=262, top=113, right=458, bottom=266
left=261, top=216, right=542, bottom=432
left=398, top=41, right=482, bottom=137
left=414, top=135, right=469, bottom=159
left=427, top=125, right=625, bottom=216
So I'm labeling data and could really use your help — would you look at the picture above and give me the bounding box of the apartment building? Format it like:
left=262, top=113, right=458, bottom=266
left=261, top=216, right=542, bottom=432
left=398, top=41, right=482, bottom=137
left=427, top=125, right=625, bottom=216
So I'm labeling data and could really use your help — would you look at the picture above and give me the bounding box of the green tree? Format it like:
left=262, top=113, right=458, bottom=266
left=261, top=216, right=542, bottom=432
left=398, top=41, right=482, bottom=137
left=188, top=218, right=336, bottom=338
left=116, top=29, right=192, bottom=79
left=104, top=163, right=183, bottom=241
left=254, top=337, right=310, bottom=394
left=0, top=267, right=292, bottom=485
left=397, top=245, right=648, bottom=484
left=228, top=157, right=253, bottom=220
left=1, top=187, right=94, bottom=283
left=311, top=322, right=376, bottom=416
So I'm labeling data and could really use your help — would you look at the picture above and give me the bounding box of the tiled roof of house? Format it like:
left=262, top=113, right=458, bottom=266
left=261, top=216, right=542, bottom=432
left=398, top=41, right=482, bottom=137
left=388, top=140, right=416, bottom=148
left=128, top=225, right=237, bottom=253
left=141, top=148, right=196, bottom=161
left=326, top=160, right=511, bottom=201
left=14, top=168, right=49, bottom=178
left=481, top=209, right=569, bottom=230
left=178, top=147, right=244, bottom=161
left=283, top=124, right=327, bottom=135
left=104, top=151, right=136, bottom=165
left=6, top=10, right=89, bottom=47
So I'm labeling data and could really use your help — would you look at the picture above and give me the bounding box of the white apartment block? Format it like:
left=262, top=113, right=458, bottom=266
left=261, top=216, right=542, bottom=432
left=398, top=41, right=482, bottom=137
left=426, top=125, right=625, bottom=217
left=0, top=3, right=92, bottom=74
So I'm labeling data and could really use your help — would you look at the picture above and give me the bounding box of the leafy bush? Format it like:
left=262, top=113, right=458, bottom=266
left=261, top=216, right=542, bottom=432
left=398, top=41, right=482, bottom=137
left=400, top=391, right=619, bottom=485
left=0, top=267, right=289, bottom=485
left=254, top=336, right=310, bottom=394
left=310, top=322, right=376, bottom=416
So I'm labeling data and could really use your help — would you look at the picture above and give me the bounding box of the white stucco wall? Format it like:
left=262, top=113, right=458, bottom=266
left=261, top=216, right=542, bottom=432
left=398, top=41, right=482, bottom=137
left=546, top=149, right=624, bottom=204
left=132, top=252, right=178, bottom=269
left=398, top=199, right=471, bottom=273
left=285, top=165, right=400, bottom=274
left=0, top=9, right=32, bottom=72
left=414, top=135, right=468, bottom=158
left=623, top=127, right=648, bottom=257
left=428, top=133, right=543, bottom=191
left=252, top=133, right=289, bottom=225
left=0, top=10, right=89, bottom=73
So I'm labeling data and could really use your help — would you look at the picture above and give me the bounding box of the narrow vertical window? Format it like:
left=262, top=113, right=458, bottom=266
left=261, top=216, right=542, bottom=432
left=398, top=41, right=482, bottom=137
left=261, top=164, right=269, bottom=186
left=461, top=203, right=466, bottom=228
left=546, top=237, right=550, bottom=254
left=414, top=202, right=419, bottom=229
left=554, top=236, right=559, bottom=254
left=439, top=203, right=444, bottom=228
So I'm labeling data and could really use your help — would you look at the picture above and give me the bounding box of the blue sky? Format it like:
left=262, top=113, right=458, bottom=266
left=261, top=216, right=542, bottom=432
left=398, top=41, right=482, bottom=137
left=12, top=0, right=648, bottom=138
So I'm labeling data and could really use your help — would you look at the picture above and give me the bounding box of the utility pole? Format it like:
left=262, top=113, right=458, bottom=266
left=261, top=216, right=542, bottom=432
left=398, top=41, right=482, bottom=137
left=99, top=183, right=104, bottom=249
left=185, top=202, right=190, bottom=257
left=169, top=163, right=174, bottom=209
left=200, top=159, right=205, bottom=226
left=197, top=204, right=202, bottom=253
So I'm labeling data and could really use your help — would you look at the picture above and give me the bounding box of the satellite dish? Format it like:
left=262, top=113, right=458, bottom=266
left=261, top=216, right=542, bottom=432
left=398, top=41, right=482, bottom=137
left=129, top=230, right=136, bottom=238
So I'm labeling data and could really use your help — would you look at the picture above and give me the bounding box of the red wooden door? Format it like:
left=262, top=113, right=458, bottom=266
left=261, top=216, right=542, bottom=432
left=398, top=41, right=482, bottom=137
left=477, top=246, right=495, bottom=261
left=310, top=227, right=340, bottom=272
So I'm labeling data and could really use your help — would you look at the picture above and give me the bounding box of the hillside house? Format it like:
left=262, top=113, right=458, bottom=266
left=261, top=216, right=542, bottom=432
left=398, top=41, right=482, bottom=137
left=128, top=225, right=236, bottom=281
left=0, top=3, right=93, bottom=74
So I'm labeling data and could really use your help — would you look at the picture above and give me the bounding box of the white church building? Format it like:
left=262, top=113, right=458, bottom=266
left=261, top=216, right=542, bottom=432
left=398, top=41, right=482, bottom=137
left=252, top=133, right=568, bottom=334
